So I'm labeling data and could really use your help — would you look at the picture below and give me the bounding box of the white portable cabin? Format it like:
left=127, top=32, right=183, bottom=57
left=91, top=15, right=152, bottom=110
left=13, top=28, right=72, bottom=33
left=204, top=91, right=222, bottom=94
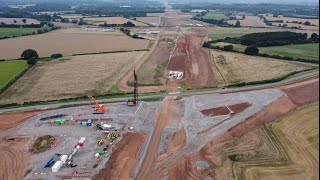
left=52, top=161, right=63, bottom=172
left=60, top=155, right=68, bottom=163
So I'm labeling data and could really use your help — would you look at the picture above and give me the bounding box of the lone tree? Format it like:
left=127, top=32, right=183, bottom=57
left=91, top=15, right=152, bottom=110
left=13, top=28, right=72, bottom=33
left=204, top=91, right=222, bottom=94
left=235, top=20, right=241, bottom=27
left=311, top=33, right=319, bottom=42
left=21, top=49, right=39, bottom=60
left=14, top=20, right=17, bottom=23
left=244, top=45, right=259, bottom=55
left=22, top=19, right=27, bottom=23
left=303, top=21, right=311, bottom=26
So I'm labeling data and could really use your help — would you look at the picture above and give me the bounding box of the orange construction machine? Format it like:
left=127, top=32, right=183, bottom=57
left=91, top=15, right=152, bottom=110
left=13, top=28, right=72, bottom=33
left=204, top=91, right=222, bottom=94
left=88, top=96, right=106, bottom=114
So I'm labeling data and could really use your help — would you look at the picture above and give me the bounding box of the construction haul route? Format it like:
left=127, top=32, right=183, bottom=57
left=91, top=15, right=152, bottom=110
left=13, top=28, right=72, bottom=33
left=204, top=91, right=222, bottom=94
left=136, top=97, right=174, bottom=179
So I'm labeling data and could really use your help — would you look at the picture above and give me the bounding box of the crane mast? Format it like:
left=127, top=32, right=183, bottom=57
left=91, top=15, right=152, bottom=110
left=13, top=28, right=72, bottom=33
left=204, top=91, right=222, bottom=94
left=88, top=96, right=106, bottom=114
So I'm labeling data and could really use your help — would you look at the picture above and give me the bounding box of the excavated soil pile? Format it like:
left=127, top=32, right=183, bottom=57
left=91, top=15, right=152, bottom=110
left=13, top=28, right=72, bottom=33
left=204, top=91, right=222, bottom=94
left=0, top=111, right=43, bottom=132
left=93, top=132, right=147, bottom=180
left=167, top=32, right=216, bottom=88
left=0, top=138, right=31, bottom=179
left=201, top=103, right=252, bottom=117
left=281, top=78, right=319, bottom=106
left=169, top=128, right=187, bottom=153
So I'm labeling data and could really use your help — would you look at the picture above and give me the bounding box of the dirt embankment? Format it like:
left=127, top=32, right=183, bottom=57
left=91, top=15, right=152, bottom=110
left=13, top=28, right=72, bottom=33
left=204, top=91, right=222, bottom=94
left=0, top=111, right=41, bottom=180
left=167, top=31, right=216, bottom=89
left=93, top=132, right=147, bottom=180
left=0, top=111, right=43, bottom=132
left=0, top=138, right=31, bottom=180
left=201, top=103, right=252, bottom=117
left=281, top=78, right=319, bottom=106
left=169, top=128, right=187, bottom=153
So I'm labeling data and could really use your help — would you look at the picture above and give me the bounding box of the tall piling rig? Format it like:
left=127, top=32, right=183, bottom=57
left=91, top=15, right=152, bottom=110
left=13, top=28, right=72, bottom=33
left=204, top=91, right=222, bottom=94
left=127, top=70, right=138, bottom=106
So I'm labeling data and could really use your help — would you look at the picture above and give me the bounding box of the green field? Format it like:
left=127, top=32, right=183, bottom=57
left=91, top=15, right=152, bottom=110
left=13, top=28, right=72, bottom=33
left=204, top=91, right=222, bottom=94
left=0, top=61, right=28, bottom=89
left=260, top=43, right=319, bottom=62
left=203, top=13, right=228, bottom=20
left=0, top=28, right=38, bottom=38
left=210, top=42, right=319, bottom=62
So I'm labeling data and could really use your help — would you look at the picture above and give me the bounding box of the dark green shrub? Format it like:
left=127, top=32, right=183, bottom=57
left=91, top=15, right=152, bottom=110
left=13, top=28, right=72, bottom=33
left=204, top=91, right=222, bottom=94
left=51, top=54, right=63, bottom=58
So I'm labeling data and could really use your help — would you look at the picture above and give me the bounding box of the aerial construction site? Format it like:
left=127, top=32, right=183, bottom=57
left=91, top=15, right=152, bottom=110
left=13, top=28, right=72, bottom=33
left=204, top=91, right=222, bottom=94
left=0, top=1, right=319, bottom=180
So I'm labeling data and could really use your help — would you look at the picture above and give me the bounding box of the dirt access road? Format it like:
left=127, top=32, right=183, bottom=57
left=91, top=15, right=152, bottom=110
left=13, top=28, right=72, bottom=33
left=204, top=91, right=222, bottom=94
left=118, top=32, right=167, bottom=93
left=136, top=97, right=175, bottom=179
left=168, top=30, right=216, bottom=88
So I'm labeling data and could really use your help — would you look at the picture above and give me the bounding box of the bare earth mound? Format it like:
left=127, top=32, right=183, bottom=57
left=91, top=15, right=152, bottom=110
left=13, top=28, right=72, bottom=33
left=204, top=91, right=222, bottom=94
left=169, top=128, right=187, bottom=153
left=93, top=132, right=147, bottom=180
left=0, top=138, right=31, bottom=180
left=0, top=30, right=149, bottom=59
left=281, top=78, right=319, bottom=106
left=201, top=103, right=252, bottom=117
left=0, top=111, right=43, bottom=132
left=0, top=51, right=147, bottom=104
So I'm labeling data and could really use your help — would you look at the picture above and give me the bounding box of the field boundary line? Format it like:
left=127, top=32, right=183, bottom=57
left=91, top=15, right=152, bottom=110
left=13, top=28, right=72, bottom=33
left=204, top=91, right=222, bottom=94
left=210, top=51, right=228, bottom=85
left=71, top=49, right=149, bottom=57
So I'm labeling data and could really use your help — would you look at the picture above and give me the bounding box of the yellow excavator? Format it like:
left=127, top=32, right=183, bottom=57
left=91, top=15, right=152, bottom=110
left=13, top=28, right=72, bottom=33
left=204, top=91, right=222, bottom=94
left=98, top=139, right=104, bottom=146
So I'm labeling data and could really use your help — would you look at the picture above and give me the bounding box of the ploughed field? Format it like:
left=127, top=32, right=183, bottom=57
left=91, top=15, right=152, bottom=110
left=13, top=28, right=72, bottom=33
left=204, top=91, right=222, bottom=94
left=231, top=102, right=319, bottom=180
left=0, top=29, right=149, bottom=60
left=0, top=51, right=147, bottom=105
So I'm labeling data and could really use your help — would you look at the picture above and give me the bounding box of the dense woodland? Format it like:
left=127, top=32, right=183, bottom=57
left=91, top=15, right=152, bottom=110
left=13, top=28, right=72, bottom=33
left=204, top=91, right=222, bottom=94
left=239, top=32, right=318, bottom=46
left=205, top=32, right=319, bottom=47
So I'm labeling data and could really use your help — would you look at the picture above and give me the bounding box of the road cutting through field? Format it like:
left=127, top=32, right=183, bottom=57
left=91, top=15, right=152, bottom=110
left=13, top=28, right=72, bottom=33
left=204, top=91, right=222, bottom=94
left=136, top=97, right=174, bottom=179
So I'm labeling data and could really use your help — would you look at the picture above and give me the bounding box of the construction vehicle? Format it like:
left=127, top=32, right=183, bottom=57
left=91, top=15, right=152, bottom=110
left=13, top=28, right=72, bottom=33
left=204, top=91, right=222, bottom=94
left=88, top=96, right=105, bottom=114
left=44, top=153, right=61, bottom=168
left=66, top=159, right=77, bottom=168
left=98, top=139, right=104, bottom=146
left=127, top=70, right=138, bottom=106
